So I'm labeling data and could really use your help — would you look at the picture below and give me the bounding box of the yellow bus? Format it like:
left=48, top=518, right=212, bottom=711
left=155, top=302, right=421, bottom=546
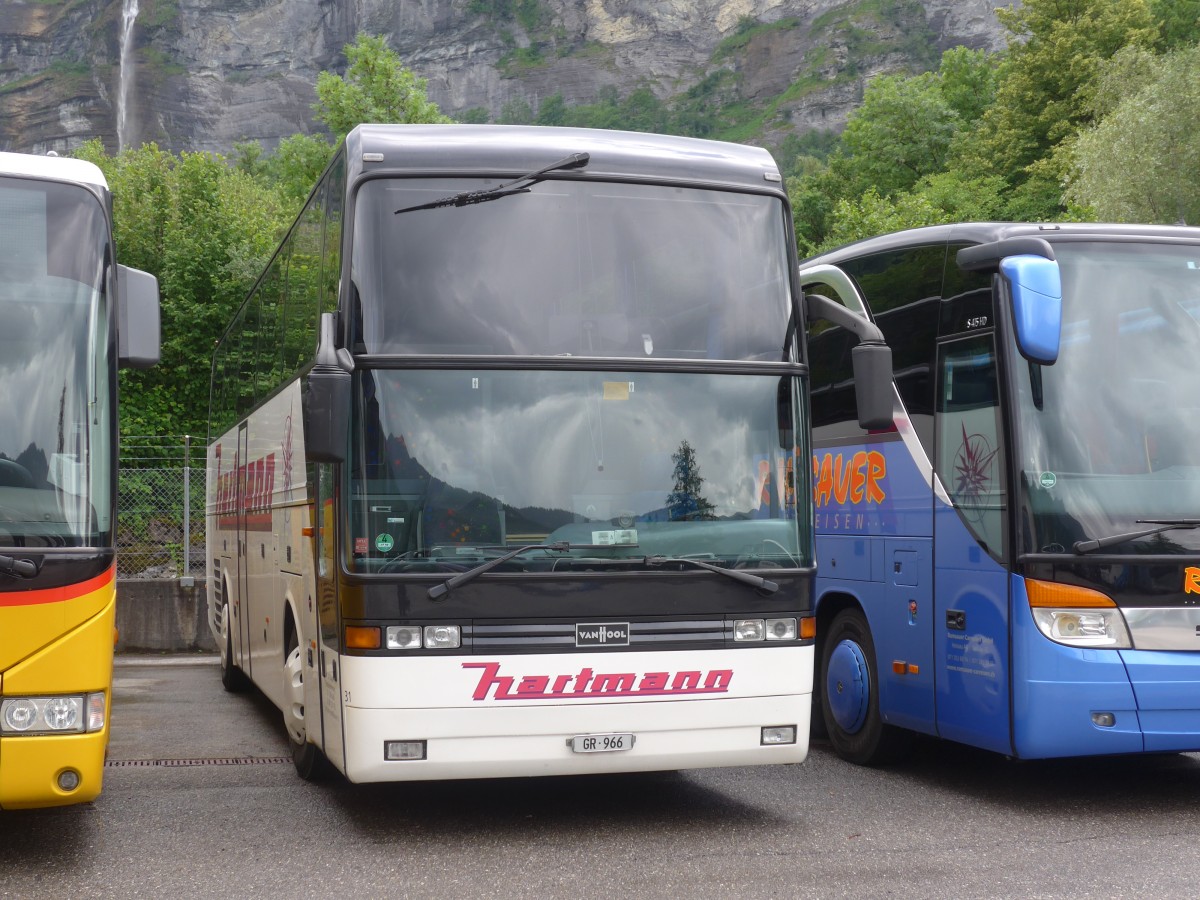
left=0, top=151, right=159, bottom=809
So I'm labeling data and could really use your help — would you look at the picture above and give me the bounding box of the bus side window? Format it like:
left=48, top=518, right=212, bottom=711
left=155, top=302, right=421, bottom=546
left=805, top=291, right=864, bottom=446
left=841, top=244, right=944, bottom=461
left=936, top=335, right=1007, bottom=561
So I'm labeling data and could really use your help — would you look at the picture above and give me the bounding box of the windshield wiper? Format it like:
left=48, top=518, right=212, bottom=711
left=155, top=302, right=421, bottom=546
left=643, top=556, right=779, bottom=594
left=1072, top=519, right=1200, bottom=555
left=394, top=152, right=590, bottom=216
left=0, top=553, right=38, bottom=578
left=427, top=540, right=623, bottom=600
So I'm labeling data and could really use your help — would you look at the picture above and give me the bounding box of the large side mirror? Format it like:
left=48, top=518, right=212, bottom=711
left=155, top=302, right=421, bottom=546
left=850, top=342, right=895, bottom=431
left=1001, top=255, right=1062, bottom=365
left=304, top=313, right=353, bottom=464
left=802, top=278, right=895, bottom=432
left=116, top=264, right=160, bottom=369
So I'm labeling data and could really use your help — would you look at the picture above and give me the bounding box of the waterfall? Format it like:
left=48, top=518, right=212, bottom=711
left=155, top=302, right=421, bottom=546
left=117, top=0, right=139, bottom=152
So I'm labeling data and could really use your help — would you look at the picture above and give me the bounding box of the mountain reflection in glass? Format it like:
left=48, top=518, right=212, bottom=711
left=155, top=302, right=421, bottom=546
left=347, top=370, right=807, bottom=573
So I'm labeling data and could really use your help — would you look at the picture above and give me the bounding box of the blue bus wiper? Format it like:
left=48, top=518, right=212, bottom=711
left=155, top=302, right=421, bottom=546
left=643, top=556, right=779, bottom=594
left=394, top=152, right=590, bottom=216
left=428, top=539, right=623, bottom=600
left=1072, top=519, right=1200, bottom=555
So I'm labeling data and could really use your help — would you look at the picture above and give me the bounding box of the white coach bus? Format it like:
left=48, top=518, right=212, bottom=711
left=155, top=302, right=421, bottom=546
left=206, top=124, right=890, bottom=783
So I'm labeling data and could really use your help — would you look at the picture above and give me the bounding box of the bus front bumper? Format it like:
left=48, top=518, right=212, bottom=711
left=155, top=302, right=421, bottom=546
left=0, top=730, right=107, bottom=809
left=340, top=693, right=810, bottom=783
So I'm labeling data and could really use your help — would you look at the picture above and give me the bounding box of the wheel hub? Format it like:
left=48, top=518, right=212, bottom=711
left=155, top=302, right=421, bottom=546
left=826, top=638, right=869, bottom=734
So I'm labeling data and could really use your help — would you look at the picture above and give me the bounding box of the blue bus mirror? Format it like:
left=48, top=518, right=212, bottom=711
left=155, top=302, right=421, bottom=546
left=1001, top=255, right=1061, bottom=365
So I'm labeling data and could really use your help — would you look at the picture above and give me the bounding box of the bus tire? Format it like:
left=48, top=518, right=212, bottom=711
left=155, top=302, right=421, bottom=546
left=284, top=625, right=329, bottom=781
left=820, top=607, right=912, bottom=766
left=220, top=599, right=249, bottom=693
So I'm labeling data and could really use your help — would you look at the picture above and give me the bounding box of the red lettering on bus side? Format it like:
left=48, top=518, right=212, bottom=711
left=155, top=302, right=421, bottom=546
left=866, top=451, right=887, bottom=504
left=463, top=662, right=515, bottom=701
left=812, top=450, right=889, bottom=508
left=671, top=671, right=701, bottom=691
left=815, top=453, right=834, bottom=506
left=703, top=670, right=733, bottom=690
left=849, top=450, right=868, bottom=503
left=638, top=672, right=668, bottom=691
left=591, top=673, right=636, bottom=693
left=832, top=454, right=853, bottom=504
left=517, top=675, right=549, bottom=695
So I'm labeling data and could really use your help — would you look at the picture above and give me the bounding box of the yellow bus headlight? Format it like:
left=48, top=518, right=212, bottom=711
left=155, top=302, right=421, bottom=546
left=0, top=692, right=106, bottom=735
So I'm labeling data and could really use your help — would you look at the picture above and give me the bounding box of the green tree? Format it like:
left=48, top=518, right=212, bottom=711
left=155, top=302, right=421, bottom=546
left=1150, top=0, right=1200, bottom=49
left=74, top=141, right=286, bottom=438
left=840, top=72, right=959, bottom=197
left=820, top=188, right=940, bottom=251
left=937, top=47, right=1000, bottom=124
left=314, top=33, right=452, bottom=142
left=1067, top=43, right=1200, bottom=224
left=666, top=440, right=715, bottom=521
left=262, top=133, right=335, bottom=208
left=959, top=0, right=1157, bottom=217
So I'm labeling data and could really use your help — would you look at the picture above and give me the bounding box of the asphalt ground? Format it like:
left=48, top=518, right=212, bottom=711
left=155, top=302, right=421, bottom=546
left=1, top=657, right=1199, bottom=899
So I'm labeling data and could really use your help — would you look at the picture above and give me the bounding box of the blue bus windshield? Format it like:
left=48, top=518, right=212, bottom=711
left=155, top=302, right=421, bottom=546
left=1013, top=241, right=1200, bottom=554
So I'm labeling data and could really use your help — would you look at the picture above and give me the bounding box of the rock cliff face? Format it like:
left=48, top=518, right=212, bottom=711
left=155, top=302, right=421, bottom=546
left=0, top=0, right=1008, bottom=156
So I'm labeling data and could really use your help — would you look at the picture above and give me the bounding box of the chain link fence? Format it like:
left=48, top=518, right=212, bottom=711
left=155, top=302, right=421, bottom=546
left=117, top=436, right=206, bottom=580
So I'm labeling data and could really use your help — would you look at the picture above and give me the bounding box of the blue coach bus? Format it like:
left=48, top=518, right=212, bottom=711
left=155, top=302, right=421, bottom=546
left=799, top=222, right=1200, bottom=763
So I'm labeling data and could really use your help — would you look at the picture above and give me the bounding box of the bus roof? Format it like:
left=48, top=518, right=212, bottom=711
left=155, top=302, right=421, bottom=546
left=802, top=221, right=1200, bottom=267
left=343, top=124, right=782, bottom=192
left=0, top=151, right=108, bottom=190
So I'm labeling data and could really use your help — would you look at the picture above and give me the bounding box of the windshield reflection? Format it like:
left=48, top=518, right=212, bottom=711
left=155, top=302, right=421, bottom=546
left=347, top=370, right=807, bottom=573
left=0, top=178, right=111, bottom=548
left=350, top=178, right=793, bottom=361
left=1014, top=240, right=1200, bottom=554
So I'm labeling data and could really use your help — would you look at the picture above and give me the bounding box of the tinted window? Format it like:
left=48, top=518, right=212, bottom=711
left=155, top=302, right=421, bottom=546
left=843, top=246, right=942, bottom=456
left=350, top=178, right=794, bottom=361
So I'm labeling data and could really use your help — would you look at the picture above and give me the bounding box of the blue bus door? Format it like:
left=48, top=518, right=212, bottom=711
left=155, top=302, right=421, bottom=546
left=932, top=335, right=1013, bottom=755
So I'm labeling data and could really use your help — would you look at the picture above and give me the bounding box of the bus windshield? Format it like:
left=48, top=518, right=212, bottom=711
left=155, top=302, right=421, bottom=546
left=347, top=369, right=806, bottom=572
left=350, top=177, right=793, bottom=361
left=1013, top=240, right=1200, bottom=554
left=0, top=177, right=112, bottom=548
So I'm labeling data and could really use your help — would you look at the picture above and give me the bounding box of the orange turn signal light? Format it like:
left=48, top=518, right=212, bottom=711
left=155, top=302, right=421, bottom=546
left=345, top=626, right=381, bottom=649
left=799, top=617, right=817, bottom=640
left=1025, top=578, right=1115, bottom=609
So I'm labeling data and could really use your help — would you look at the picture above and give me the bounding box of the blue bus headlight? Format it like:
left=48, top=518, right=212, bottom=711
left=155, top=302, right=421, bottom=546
left=1031, top=609, right=1131, bottom=648
left=1026, top=579, right=1132, bottom=649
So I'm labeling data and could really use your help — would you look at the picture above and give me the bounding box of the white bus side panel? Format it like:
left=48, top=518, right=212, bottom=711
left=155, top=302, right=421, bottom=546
left=206, top=382, right=312, bottom=714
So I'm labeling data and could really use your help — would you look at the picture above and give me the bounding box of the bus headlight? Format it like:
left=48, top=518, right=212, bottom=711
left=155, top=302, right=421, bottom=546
left=423, top=625, right=461, bottom=649
left=1026, top=579, right=1132, bottom=649
left=765, top=618, right=797, bottom=641
left=734, top=619, right=765, bottom=641
left=384, top=625, right=462, bottom=650
left=385, top=626, right=422, bottom=650
left=1, top=694, right=103, bottom=735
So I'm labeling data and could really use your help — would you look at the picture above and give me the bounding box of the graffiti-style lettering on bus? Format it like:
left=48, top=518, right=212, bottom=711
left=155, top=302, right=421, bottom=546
left=812, top=450, right=887, bottom=508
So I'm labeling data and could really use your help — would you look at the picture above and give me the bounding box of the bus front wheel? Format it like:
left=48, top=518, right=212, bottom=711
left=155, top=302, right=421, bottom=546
left=820, top=608, right=912, bottom=766
left=284, top=627, right=329, bottom=780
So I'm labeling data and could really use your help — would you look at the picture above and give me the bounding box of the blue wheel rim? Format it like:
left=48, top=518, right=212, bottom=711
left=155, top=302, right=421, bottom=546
left=827, top=638, right=869, bottom=734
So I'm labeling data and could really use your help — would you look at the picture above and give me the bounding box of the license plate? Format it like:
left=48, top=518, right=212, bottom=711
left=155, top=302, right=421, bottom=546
left=570, top=732, right=635, bottom=753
